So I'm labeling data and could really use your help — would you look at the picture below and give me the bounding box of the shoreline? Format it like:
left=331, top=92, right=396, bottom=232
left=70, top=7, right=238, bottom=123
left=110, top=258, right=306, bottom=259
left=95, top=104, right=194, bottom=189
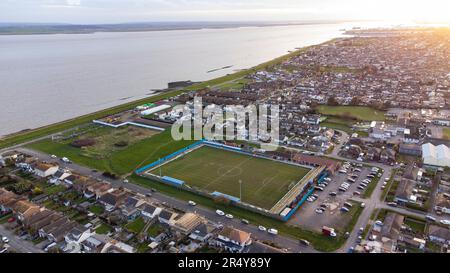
left=0, top=37, right=340, bottom=150
left=0, top=21, right=354, bottom=36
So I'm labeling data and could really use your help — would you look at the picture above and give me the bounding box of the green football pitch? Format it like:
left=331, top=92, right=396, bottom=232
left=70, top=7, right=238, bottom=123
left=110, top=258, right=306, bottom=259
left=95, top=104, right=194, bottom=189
left=150, top=145, right=311, bottom=210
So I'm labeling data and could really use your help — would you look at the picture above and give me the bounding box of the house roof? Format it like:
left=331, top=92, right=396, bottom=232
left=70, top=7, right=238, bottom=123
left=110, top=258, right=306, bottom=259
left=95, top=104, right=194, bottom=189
left=159, top=209, right=174, bottom=221
left=219, top=226, right=251, bottom=244
left=174, top=213, right=204, bottom=233
left=428, top=225, right=450, bottom=241
left=12, top=200, right=39, bottom=214
left=381, top=213, right=404, bottom=240
left=141, top=203, right=157, bottom=215
left=35, top=163, right=57, bottom=172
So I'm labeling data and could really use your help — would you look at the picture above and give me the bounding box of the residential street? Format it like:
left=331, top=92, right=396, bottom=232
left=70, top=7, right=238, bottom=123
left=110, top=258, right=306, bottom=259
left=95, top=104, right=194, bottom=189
left=0, top=224, right=44, bottom=253
left=17, top=147, right=317, bottom=253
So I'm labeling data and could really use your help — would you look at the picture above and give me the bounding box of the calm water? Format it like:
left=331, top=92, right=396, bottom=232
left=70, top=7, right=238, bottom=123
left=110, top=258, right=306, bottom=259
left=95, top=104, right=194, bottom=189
left=0, top=22, right=371, bottom=137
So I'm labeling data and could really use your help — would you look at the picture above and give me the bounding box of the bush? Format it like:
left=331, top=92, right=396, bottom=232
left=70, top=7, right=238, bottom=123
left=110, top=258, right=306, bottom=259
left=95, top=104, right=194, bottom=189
left=102, top=171, right=117, bottom=179
left=114, top=140, right=128, bottom=147
left=70, top=138, right=96, bottom=148
left=213, top=195, right=231, bottom=206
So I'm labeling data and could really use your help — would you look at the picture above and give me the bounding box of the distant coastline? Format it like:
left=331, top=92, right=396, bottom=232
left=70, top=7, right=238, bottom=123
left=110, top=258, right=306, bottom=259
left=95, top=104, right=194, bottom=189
left=0, top=20, right=358, bottom=35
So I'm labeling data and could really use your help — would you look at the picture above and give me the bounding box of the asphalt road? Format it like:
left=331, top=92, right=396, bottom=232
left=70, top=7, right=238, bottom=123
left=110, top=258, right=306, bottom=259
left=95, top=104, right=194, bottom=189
left=0, top=224, right=44, bottom=253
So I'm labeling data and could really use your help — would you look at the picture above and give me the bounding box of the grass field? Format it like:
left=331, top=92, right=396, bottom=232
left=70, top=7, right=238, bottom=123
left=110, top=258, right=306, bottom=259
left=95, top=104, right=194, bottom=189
left=150, top=146, right=310, bottom=210
left=443, top=128, right=450, bottom=140
left=317, top=106, right=385, bottom=121
left=27, top=129, right=195, bottom=176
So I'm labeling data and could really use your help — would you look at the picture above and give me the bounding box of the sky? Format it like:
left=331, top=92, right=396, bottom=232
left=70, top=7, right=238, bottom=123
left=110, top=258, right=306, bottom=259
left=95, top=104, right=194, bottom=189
left=0, top=0, right=449, bottom=24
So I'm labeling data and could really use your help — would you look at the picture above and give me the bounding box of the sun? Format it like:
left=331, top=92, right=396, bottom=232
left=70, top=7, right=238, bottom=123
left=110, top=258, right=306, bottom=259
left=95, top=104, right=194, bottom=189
left=371, top=0, right=450, bottom=23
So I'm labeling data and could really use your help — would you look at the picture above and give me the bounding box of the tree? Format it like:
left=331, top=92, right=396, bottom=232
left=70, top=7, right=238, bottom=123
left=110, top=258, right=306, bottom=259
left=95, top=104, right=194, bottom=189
left=327, top=96, right=339, bottom=106
left=350, top=97, right=360, bottom=106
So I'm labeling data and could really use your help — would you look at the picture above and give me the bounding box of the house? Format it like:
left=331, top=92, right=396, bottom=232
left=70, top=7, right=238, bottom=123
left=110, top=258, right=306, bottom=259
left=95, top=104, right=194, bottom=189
left=381, top=213, right=405, bottom=242
left=46, top=221, right=78, bottom=242
left=394, top=179, right=415, bottom=204
left=39, top=215, right=76, bottom=242
left=12, top=200, right=40, bottom=222
left=73, top=177, right=95, bottom=193
left=173, top=213, right=205, bottom=234
left=63, top=175, right=78, bottom=186
left=52, top=170, right=72, bottom=182
left=403, top=163, right=419, bottom=181
left=189, top=223, right=216, bottom=242
left=158, top=209, right=178, bottom=226
left=98, top=189, right=127, bottom=212
left=80, top=233, right=111, bottom=253
left=399, top=143, right=422, bottom=157
left=86, top=182, right=112, bottom=199
left=64, top=225, right=91, bottom=244
left=139, top=203, right=162, bottom=220
left=120, top=196, right=145, bottom=220
left=428, top=225, right=450, bottom=245
left=22, top=209, right=55, bottom=230
left=0, top=189, right=19, bottom=214
left=101, top=240, right=135, bottom=253
left=366, top=147, right=381, bottom=161
left=34, top=163, right=59, bottom=178
left=380, top=149, right=396, bottom=163
left=26, top=211, right=64, bottom=234
left=246, top=241, right=286, bottom=253
left=214, top=226, right=252, bottom=253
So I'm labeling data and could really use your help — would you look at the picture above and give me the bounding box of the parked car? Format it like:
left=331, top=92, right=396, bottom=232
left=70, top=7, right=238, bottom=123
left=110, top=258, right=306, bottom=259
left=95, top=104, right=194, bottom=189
left=425, top=215, right=437, bottom=222
left=353, top=191, right=361, bottom=196
left=340, top=207, right=350, bottom=213
left=440, top=220, right=450, bottom=226
left=1, top=237, right=9, bottom=243
left=225, top=214, right=234, bottom=219
left=268, top=228, right=278, bottom=235
left=258, top=226, right=267, bottom=232
left=299, top=239, right=310, bottom=246
left=188, top=200, right=196, bottom=206
left=329, top=192, right=337, bottom=197
left=215, top=210, right=225, bottom=216
left=387, top=202, right=398, bottom=207
left=315, top=208, right=325, bottom=214
left=241, top=219, right=249, bottom=225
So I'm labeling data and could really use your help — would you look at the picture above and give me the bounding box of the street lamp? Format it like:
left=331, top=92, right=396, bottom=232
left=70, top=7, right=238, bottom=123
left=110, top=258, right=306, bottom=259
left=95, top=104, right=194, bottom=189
left=239, top=180, right=242, bottom=201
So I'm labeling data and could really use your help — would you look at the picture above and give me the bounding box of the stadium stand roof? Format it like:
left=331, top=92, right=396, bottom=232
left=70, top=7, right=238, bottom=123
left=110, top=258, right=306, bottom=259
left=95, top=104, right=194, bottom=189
left=162, top=176, right=185, bottom=186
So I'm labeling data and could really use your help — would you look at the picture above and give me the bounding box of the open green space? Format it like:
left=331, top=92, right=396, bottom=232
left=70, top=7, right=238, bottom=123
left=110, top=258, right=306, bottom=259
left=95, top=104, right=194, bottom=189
left=95, top=223, right=113, bottom=235
left=27, top=129, right=195, bottom=177
left=317, top=106, right=385, bottom=121
left=125, top=217, right=146, bottom=234
left=404, top=218, right=426, bottom=234
left=150, top=145, right=310, bottom=210
left=147, top=223, right=165, bottom=237
left=320, top=117, right=369, bottom=136
left=89, top=204, right=105, bottom=215
left=130, top=174, right=363, bottom=252
left=443, top=128, right=450, bottom=140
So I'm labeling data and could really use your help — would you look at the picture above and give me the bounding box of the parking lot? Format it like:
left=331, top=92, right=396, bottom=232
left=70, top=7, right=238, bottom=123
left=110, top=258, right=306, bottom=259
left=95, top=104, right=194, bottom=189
left=288, top=162, right=381, bottom=232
